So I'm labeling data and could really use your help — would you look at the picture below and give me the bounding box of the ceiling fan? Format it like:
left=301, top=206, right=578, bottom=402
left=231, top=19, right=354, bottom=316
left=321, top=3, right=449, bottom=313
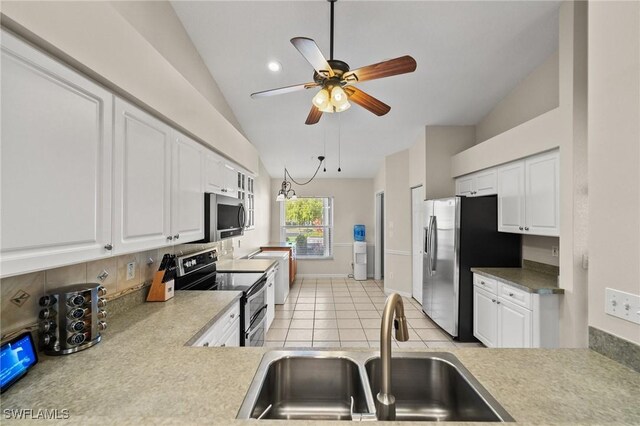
left=250, top=0, right=417, bottom=125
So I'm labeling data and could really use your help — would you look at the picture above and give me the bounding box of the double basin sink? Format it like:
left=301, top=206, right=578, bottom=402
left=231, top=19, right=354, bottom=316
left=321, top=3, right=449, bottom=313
left=237, top=351, right=513, bottom=422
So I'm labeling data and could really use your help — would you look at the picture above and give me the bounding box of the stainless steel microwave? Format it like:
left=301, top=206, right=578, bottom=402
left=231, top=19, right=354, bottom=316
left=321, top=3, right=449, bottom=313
left=201, top=193, right=245, bottom=242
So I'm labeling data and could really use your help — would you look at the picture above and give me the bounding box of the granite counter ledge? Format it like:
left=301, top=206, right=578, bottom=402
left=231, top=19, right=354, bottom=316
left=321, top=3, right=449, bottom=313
left=216, top=258, right=277, bottom=273
left=471, top=267, right=564, bottom=294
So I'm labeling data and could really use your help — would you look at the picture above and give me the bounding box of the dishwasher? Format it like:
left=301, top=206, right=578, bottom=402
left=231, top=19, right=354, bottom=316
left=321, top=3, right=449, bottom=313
left=250, top=251, right=290, bottom=304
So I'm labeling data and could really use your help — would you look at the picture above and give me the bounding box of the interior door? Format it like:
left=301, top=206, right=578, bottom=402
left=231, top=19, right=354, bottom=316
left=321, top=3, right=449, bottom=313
left=429, top=198, right=459, bottom=337
left=422, top=200, right=434, bottom=316
left=411, top=186, right=424, bottom=304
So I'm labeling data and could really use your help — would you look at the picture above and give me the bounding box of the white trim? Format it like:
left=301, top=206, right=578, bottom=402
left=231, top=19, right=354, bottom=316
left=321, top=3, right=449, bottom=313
left=374, top=190, right=384, bottom=280
left=333, top=242, right=374, bottom=247
left=297, top=273, right=349, bottom=278
left=383, top=288, right=412, bottom=298
left=385, top=249, right=411, bottom=256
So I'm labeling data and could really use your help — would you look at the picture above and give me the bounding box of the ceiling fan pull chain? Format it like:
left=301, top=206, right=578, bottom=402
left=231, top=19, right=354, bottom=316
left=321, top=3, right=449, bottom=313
left=338, top=113, right=342, bottom=172
left=323, top=121, right=327, bottom=172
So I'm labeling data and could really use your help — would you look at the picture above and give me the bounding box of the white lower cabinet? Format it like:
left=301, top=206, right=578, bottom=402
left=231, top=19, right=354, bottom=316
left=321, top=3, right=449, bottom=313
left=192, top=301, right=240, bottom=347
left=1, top=30, right=114, bottom=277
left=266, top=267, right=276, bottom=330
left=473, top=274, right=558, bottom=348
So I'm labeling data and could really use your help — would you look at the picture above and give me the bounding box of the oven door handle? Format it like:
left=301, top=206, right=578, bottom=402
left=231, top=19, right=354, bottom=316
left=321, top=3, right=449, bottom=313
left=246, top=313, right=267, bottom=340
left=246, top=277, right=267, bottom=303
left=249, top=305, right=268, bottom=328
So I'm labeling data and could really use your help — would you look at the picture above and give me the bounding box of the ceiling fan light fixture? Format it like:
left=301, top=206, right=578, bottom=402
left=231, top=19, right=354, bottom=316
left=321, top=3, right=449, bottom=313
left=312, top=88, right=331, bottom=110
left=336, top=101, right=351, bottom=112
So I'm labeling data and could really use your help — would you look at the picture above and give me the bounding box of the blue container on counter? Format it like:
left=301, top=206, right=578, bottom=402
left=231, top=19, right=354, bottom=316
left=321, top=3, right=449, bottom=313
left=354, top=225, right=366, bottom=242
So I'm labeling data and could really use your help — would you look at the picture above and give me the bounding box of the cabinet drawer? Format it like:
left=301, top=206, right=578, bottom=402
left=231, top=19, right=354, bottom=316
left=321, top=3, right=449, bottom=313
left=498, top=282, right=532, bottom=310
left=474, top=274, right=497, bottom=294
left=192, top=301, right=240, bottom=347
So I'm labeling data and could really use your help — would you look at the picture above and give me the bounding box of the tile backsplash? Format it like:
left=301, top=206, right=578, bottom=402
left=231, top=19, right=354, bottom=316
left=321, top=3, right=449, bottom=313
left=0, top=239, right=234, bottom=340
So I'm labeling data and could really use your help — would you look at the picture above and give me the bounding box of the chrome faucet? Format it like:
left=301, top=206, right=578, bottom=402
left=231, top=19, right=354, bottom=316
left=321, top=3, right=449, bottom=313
left=376, top=293, right=409, bottom=421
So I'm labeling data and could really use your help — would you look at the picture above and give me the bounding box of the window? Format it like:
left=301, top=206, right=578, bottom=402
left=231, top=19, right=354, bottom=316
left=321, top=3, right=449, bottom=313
left=280, top=197, right=333, bottom=258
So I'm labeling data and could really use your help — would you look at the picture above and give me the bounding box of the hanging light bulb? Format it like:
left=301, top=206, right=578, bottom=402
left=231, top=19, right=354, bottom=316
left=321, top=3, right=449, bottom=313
left=330, top=86, right=350, bottom=112
left=312, top=88, right=331, bottom=111
left=276, top=191, right=285, bottom=202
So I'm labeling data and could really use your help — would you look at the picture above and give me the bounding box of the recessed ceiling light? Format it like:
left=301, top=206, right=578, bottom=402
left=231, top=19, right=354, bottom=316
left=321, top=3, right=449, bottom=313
left=267, top=61, right=282, bottom=72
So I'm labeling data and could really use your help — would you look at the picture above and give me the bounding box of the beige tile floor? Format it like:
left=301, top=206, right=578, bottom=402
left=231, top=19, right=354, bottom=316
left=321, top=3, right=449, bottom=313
left=266, top=278, right=483, bottom=349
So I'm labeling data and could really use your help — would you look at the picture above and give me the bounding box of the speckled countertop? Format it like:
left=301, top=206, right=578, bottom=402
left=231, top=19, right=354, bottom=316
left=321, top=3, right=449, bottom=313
left=3, top=293, right=639, bottom=424
left=216, top=258, right=277, bottom=273
left=471, top=267, right=564, bottom=294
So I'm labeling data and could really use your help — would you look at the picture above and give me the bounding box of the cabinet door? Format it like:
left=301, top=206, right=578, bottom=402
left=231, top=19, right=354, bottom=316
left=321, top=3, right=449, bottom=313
left=172, top=132, right=204, bottom=243
left=456, top=175, right=475, bottom=196
left=113, top=99, right=172, bottom=254
left=223, top=164, right=238, bottom=198
left=266, top=273, right=276, bottom=330
left=474, top=169, right=498, bottom=196
left=205, top=153, right=224, bottom=195
left=1, top=31, right=113, bottom=277
left=218, top=318, right=240, bottom=347
left=497, top=161, right=525, bottom=233
left=473, top=286, right=498, bottom=347
left=524, top=151, right=560, bottom=236
left=497, top=298, right=532, bottom=348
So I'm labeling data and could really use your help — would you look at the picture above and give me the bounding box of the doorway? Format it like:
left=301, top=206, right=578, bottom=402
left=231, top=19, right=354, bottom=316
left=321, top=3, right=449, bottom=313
left=411, top=186, right=424, bottom=304
left=374, top=191, right=384, bottom=280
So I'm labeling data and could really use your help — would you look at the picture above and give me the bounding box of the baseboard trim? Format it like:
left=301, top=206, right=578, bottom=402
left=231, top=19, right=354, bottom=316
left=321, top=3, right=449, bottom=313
left=297, top=273, right=377, bottom=279
left=383, top=288, right=412, bottom=298
left=384, top=249, right=411, bottom=256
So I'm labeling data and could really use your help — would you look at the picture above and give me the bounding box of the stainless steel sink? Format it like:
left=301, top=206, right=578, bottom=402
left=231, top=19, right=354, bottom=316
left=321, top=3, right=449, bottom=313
left=237, top=351, right=513, bottom=422
left=365, top=353, right=513, bottom=422
left=237, top=352, right=374, bottom=420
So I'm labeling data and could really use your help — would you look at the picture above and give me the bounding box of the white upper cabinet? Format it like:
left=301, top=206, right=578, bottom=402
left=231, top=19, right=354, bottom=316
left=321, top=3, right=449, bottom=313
left=497, top=149, right=559, bottom=236
left=497, top=161, right=526, bottom=233
left=455, top=168, right=497, bottom=197
left=113, top=98, right=173, bottom=254
left=204, top=154, right=238, bottom=198
left=524, top=151, right=560, bottom=236
left=171, top=131, right=204, bottom=243
left=0, top=31, right=113, bottom=277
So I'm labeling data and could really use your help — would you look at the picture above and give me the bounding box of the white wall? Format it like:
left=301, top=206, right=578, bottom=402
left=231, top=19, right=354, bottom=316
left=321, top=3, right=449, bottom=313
left=269, top=178, right=374, bottom=277
left=475, top=51, right=559, bottom=144
left=522, top=236, right=560, bottom=267
left=383, top=150, right=412, bottom=295
left=409, top=130, right=426, bottom=189
left=109, top=1, right=244, bottom=136
left=425, top=126, right=476, bottom=200
left=588, top=0, right=640, bottom=344
left=1, top=1, right=259, bottom=173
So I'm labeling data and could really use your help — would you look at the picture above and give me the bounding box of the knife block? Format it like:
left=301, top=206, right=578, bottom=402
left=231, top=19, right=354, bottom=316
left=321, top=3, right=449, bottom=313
left=146, top=271, right=174, bottom=302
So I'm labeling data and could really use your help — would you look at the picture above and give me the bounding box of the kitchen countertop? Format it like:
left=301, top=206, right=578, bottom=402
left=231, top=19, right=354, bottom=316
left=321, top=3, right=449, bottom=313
left=471, top=267, right=564, bottom=294
left=3, top=293, right=639, bottom=424
left=216, top=258, right=277, bottom=273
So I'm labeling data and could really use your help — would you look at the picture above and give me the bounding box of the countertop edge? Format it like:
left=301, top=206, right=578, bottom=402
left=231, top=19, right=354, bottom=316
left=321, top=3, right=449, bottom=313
left=183, top=293, right=243, bottom=346
left=471, top=268, right=564, bottom=294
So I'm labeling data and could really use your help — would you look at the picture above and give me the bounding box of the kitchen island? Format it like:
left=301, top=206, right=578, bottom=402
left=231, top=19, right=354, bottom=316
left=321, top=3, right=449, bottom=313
left=1, top=291, right=639, bottom=425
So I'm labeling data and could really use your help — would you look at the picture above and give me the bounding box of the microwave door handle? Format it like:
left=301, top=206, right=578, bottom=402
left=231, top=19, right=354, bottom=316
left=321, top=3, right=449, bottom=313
left=238, top=204, right=246, bottom=228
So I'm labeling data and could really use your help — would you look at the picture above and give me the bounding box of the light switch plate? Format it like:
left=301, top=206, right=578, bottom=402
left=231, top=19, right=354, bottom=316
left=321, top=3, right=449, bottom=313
left=605, top=288, right=640, bottom=325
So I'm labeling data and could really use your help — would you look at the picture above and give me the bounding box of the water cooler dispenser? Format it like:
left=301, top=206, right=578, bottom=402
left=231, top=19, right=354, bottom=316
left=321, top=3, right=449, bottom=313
left=353, top=225, right=367, bottom=281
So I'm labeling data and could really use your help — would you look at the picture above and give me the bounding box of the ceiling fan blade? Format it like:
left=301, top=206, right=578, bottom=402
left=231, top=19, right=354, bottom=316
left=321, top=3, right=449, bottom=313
left=343, top=55, right=417, bottom=83
left=344, top=87, right=391, bottom=116
left=305, top=105, right=323, bottom=125
left=291, top=37, right=334, bottom=78
left=251, top=82, right=318, bottom=99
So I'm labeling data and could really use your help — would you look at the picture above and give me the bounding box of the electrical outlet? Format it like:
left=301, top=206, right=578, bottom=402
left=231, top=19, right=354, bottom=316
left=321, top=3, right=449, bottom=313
left=551, top=246, right=559, bottom=257
left=126, top=262, right=136, bottom=281
left=605, top=288, right=640, bottom=325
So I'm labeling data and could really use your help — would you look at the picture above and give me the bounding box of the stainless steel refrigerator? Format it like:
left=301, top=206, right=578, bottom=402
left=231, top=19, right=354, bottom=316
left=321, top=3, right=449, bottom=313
left=422, top=195, right=521, bottom=342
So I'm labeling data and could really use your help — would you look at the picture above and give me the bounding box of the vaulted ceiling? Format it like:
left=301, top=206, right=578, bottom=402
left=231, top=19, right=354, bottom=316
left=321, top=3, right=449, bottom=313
left=172, top=1, right=560, bottom=178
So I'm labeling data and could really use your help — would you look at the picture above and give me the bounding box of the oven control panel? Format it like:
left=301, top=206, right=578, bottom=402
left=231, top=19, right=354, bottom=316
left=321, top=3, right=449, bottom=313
left=178, top=249, right=218, bottom=276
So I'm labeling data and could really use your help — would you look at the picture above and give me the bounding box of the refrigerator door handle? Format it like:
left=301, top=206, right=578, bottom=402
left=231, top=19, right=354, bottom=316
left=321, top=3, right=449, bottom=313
left=427, top=216, right=436, bottom=276
left=430, top=216, right=437, bottom=275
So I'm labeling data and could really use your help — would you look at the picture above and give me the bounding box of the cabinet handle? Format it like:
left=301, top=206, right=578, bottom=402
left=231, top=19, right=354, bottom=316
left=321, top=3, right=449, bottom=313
left=496, top=301, right=501, bottom=304
left=230, top=313, right=235, bottom=319
left=167, top=235, right=173, bottom=241
left=221, top=344, right=226, bottom=347
left=508, top=292, right=514, bottom=297
left=492, top=299, right=496, bottom=303
left=104, top=244, right=113, bottom=251
left=480, top=281, right=486, bottom=286
left=203, top=342, right=209, bottom=347
left=519, top=226, right=524, bottom=231
left=268, top=284, right=273, bottom=287
left=524, top=227, right=530, bottom=231
left=174, top=234, right=180, bottom=240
